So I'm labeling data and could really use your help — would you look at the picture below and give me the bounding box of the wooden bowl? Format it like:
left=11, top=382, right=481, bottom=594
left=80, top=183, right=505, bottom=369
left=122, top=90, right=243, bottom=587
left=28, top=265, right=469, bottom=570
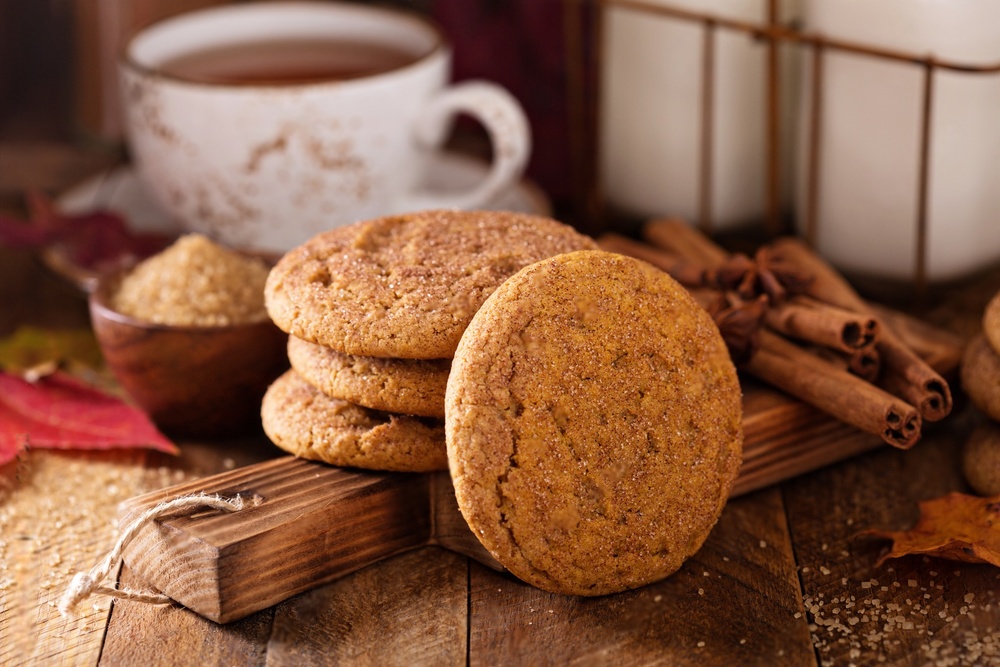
left=88, top=272, right=288, bottom=438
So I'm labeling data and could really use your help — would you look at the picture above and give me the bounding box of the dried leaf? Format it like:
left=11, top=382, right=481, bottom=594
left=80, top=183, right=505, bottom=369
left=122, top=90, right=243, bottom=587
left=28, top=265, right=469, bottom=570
left=0, top=370, right=178, bottom=466
left=863, top=492, right=1000, bottom=567
left=0, top=191, right=171, bottom=273
left=0, top=326, right=104, bottom=376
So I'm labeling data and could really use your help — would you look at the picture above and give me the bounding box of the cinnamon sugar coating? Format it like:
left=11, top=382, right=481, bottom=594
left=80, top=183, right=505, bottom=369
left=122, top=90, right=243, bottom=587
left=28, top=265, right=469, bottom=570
left=287, top=336, right=449, bottom=418
left=264, top=210, right=597, bottom=359
left=446, top=250, right=743, bottom=596
left=262, top=369, right=447, bottom=472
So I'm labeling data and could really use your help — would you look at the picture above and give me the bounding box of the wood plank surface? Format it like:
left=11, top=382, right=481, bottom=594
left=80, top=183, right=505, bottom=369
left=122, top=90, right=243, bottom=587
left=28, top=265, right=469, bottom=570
left=468, top=488, right=815, bottom=666
left=102, top=569, right=274, bottom=667
left=0, top=451, right=149, bottom=666
left=783, top=411, right=1000, bottom=666
left=267, top=548, right=468, bottom=666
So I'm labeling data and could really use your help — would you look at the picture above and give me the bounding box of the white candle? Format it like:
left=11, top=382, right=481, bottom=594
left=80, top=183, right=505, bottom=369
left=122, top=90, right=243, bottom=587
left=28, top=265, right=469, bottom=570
left=798, top=0, right=1000, bottom=282
left=600, top=0, right=800, bottom=231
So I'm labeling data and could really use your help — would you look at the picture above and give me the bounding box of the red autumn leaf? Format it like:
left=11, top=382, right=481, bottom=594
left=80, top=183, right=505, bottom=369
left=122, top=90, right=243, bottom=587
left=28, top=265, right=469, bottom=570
left=862, top=492, right=1000, bottom=568
left=0, top=190, right=171, bottom=273
left=0, top=370, right=178, bottom=466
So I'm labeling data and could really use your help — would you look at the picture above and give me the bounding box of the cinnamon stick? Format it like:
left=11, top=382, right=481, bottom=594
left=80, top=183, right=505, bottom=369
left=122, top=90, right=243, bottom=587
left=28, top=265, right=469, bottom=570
left=641, top=218, right=926, bottom=446
left=768, top=238, right=952, bottom=422
left=750, top=331, right=921, bottom=449
left=848, top=346, right=881, bottom=382
left=643, top=218, right=728, bottom=267
left=812, top=345, right=881, bottom=383
left=596, top=233, right=705, bottom=286
left=641, top=221, right=881, bottom=354
left=765, top=296, right=879, bottom=354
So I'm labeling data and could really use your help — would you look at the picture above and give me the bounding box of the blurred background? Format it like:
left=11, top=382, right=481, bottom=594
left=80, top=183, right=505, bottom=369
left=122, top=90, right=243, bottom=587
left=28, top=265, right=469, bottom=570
left=5, top=0, right=1000, bottom=292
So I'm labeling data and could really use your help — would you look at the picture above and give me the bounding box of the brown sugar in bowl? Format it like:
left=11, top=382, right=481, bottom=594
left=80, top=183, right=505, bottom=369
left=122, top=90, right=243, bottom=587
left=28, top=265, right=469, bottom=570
left=89, top=269, right=288, bottom=438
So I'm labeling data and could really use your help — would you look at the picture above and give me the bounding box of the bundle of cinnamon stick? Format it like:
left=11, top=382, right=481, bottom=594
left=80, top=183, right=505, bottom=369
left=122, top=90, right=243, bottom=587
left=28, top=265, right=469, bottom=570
left=598, top=219, right=953, bottom=450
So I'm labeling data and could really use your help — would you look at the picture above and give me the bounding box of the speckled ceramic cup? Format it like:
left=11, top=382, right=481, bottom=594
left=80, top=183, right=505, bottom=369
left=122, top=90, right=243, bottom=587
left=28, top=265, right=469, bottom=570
left=119, top=1, right=530, bottom=254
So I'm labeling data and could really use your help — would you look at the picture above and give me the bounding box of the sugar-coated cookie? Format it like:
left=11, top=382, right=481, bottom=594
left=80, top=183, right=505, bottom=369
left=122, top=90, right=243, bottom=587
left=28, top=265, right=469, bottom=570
left=961, top=333, right=1000, bottom=422
left=982, top=290, right=1000, bottom=356
left=262, top=369, right=447, bottom=472
left=287, top=336, right=449, bottom=418
left=963, top=422, right=1000, bottom=497
left=264, top=210, right=597, bottom=359
left=446, top=250, right=743, bottom=596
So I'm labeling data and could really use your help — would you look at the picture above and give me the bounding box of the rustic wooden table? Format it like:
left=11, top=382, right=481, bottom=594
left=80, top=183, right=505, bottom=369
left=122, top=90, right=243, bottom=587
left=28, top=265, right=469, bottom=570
left=3, top=154, right=1000, bottom=666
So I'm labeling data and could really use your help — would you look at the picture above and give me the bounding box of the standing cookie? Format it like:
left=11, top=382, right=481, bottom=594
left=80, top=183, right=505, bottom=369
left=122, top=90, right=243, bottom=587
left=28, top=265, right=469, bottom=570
left=446, top=250, right=743, bottom=596
left=264, top=210, right=597, bottom=359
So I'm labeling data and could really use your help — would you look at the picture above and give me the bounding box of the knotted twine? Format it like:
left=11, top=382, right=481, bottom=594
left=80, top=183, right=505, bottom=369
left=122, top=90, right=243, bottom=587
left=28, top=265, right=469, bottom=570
left=58, top=493, right=254, bottom=616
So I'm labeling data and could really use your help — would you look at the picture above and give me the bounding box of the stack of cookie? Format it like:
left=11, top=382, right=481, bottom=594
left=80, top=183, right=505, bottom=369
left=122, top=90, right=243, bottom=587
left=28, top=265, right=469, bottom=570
left=960, top=291, right=1000, bottom=496
left=260, top=209, right=597, bottom=473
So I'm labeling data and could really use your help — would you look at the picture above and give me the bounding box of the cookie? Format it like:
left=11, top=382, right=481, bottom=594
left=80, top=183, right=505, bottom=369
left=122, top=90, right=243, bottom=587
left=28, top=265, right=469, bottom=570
left=287, top=336, right=449, bottom=418
left=983, top=290, right=1000, bottom=355
left=963, top=422, right=1000, bottom=497
left=261, top=369, right=447, bottom=472
left=446, top=250, right=743, bottom=596
left=264, top=210, right=597, bottom=359
left=961, top=333, right=1000, bottom=422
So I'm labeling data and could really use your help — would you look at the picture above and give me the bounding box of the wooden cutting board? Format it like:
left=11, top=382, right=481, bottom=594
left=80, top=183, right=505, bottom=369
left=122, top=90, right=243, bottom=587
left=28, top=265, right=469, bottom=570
left=117, top=305, right=964, bottom=623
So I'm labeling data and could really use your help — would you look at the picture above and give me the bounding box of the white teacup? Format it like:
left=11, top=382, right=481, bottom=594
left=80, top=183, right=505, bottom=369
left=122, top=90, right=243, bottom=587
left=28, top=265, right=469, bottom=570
left=119, top=1, right=531, bottom=253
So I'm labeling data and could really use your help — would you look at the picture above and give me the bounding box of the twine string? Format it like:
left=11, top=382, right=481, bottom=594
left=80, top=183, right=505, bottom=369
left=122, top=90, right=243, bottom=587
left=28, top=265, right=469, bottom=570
left=58, top=493, right=252, bottom=616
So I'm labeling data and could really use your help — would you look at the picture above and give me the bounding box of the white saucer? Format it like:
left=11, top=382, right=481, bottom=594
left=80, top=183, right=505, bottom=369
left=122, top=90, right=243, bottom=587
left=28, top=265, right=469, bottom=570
left=58, top=152, right=550, bottom=228
left=52, top=152, right=552, bottom=291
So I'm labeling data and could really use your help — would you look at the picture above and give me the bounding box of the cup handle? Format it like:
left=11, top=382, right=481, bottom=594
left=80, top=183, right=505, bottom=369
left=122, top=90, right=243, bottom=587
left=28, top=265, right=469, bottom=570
left=404, top=80, right=531, bottom=211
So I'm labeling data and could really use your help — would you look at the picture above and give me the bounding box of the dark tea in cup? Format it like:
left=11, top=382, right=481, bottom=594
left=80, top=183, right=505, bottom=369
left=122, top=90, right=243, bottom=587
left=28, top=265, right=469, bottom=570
left=158, top=38, right=423, bottom=85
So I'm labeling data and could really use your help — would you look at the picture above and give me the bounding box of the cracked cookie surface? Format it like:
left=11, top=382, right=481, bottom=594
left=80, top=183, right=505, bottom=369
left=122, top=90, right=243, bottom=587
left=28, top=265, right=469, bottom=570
left=287, top=336, right=449, bottom=418
left=264, top=210, right=597, bottom=359
left=445, top=250, right=743, bottom=596
left=262, top=369, right=447, bottom=472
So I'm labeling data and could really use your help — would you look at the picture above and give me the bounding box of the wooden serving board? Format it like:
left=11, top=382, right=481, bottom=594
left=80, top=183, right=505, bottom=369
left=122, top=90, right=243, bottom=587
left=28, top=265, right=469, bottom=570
left=119, top=459, right=502, bottom=623
left=118, top=305, right=964, bottom=624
